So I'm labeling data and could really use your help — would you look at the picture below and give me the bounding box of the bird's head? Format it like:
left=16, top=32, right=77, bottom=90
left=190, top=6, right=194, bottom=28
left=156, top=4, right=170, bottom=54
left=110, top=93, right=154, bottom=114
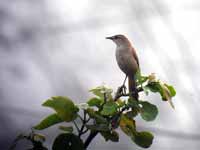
left=106, top=34, right=131, bottom=46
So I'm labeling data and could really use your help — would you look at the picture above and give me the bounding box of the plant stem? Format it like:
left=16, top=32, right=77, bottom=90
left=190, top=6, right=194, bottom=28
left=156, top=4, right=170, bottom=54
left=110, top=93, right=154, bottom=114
left=99, top=92, right=107, bottom=112
left=79, top=110, right=88, bottom=137
left=73, top=120, right=80, bottom=132
left=84, top=131, right=98, bottom=149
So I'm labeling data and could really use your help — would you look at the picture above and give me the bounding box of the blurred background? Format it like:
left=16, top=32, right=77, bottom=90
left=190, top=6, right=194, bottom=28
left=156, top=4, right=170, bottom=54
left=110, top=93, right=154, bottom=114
left=1, top=0, right=200, bottom=149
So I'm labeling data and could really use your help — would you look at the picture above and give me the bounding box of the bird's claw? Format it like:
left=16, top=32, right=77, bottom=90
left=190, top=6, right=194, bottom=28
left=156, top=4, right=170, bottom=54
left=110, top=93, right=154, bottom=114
left=119, top=84, right=127, bottom=95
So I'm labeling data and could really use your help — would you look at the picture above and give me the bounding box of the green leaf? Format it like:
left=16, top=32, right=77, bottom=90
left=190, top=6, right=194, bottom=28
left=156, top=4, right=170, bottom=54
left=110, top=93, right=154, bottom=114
left=52, top=133, right=85, bottom=150
left=86, top=124, right=110, bottom=132
left=90, top=86, right=104, bottom=98
left=100, top=130, right=119, bottom=142
left=135, top=71, right=148, bottom=85
left=59, top=126, right=73, bottom=133
left=76, top=103, right=89, bottom=110
left=139, top=101, right=158, bottom=121
left=86, top=108, right=107, bottom=124
left=119, top=114, right=136, bottom=137
left=125, top=109, right=138, bottom=118
left=164, top=84, right=176, bottom=97
left=160, top=84, right=175, bottom=108
left=145, top=82, right=162, bottom=93
left=87, top=97, right=103, bottom=108
left=127, top=98, right=140, bottom=109
left=145, top=81, right=176, bottom=109
left=142, top=86, right=149, bottom=95
left=34, top=113, right=63, bottom=130
left=132, top=131, right=154, bottom=148
left=33, top=133, right=46, bottom=142
left=90, top=85, right=113, bottom=99
left=116, top=99, right=126, bottom=108
left=42, top=96, right=79, bottom=122
left=101, top=101, right=118, bottom=116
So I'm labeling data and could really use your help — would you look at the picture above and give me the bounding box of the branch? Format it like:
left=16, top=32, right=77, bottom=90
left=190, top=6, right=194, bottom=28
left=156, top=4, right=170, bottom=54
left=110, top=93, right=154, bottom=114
left=98, top=92, right=107, bottom=112
left=73, top=120, right=80, bottom=133
left=114, top=86, right=143, bottom=101
left=78, top=110, right=89, bottom=137
left=83, top=92, right=108, bottom=148
left=84, top=131, right=98, bottom=149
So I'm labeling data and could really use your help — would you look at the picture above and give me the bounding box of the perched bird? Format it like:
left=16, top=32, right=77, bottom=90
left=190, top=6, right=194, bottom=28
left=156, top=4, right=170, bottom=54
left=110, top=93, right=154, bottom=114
left=106, top=34, right=140, bottom=99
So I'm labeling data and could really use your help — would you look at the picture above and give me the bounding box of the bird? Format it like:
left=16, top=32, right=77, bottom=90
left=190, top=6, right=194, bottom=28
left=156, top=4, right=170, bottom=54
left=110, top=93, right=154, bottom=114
left=106, top=34, right=140, bottom=99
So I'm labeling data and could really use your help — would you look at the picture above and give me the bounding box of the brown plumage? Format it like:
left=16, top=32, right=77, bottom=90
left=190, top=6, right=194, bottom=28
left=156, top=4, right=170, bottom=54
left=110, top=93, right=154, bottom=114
left=106, top=34, right=140, bottom=99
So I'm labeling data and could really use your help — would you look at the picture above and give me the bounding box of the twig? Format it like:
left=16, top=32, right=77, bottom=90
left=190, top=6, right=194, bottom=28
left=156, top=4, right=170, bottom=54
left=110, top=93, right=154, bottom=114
left=84, top=131, right=98, bottom=149
left=82, top=128, right=89, bottom=135
left=99, top=92, right=107, bottom=111
left=77, top=114, right=84, bottom=122
left=73, top=120, right=80, bottom=132
left=83, top=92, right=109, bottom=148
left=114, top=86, right=143, bottom=101
left=79, top=110, right=88, bottom=137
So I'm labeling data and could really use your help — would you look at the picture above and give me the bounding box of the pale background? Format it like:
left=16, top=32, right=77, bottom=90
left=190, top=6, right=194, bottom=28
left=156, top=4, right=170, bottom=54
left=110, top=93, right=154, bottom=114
left=0, top=0, right=200, bottom=150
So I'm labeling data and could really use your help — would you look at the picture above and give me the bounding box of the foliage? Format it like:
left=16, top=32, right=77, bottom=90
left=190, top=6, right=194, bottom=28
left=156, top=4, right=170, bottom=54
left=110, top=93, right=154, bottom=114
left=10, top=72, right=176, bottom=150
left=9, top=130, right=47, bottom=150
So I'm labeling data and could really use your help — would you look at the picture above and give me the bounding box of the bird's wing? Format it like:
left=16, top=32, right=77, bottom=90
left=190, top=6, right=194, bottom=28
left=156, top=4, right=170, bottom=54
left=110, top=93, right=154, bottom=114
left=131, top=47, right=140, bottom=67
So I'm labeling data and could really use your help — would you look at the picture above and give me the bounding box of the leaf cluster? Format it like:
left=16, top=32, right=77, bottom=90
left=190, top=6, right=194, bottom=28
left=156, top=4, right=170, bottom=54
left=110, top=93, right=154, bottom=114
left=11, top=72, right=176, bottom=150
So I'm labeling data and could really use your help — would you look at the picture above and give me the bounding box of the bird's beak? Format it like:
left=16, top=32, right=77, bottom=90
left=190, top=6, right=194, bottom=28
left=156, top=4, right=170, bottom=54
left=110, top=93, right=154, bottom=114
left=106, top=36, right=114, bottom=40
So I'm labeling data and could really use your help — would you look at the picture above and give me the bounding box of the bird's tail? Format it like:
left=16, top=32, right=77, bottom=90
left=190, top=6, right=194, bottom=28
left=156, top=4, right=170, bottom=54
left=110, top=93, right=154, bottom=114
left=128, top=76, right=138, bottom=100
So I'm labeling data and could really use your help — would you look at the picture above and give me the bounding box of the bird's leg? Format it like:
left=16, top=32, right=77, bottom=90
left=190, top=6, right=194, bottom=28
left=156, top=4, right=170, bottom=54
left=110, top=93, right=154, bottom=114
left=119, top=75, right=127, bottom=94
left=122, top=75, right=127, bottom=86
left=114, top=75, right=128, bottom=101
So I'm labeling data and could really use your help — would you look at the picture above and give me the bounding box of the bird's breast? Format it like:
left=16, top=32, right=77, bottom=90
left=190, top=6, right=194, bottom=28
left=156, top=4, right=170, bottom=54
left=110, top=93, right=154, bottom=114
left=115, top=46, right=138, bottom=76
